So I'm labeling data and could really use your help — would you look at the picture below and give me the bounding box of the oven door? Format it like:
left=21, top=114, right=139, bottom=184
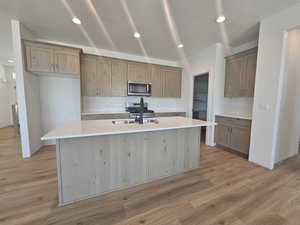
left=127, top=82, right=151, bottom=96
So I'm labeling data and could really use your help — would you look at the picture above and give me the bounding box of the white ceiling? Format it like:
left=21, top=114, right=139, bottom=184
left=0, top=0, right=299, bottom=64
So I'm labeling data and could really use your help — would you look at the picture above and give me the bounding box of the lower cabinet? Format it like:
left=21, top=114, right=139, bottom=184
left=215, top=116, right=251, bottom=155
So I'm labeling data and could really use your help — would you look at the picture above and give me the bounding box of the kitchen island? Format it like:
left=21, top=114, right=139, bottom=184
left=42, top=117, right=215, bottom=206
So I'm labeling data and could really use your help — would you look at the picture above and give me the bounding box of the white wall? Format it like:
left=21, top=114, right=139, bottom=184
left=24, top=70, right=42, bottom=154
left=4, top=66, right=17, bottom=124
left=12, top=20, right=31, bottom=157
left=249, top=3, right=300, bottom=169
left=83, top=96, right=186, bottom=114
left=40, top=75, right=80, bottom=145
left=12, top=20, right=42, bottom=157
left=0, top=64, right=11, bottom=128
left=275, top=29, right=300, bottom=162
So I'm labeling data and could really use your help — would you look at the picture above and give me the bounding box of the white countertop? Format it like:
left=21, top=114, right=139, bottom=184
left=41, top=117, right=215, bottom=140
left=216, top=114, right=252, bottom=120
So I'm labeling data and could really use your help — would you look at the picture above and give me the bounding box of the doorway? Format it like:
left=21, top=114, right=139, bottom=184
left=192, top=73, right=209, bottom=143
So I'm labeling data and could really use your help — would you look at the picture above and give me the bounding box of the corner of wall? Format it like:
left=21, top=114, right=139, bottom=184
left=12, top=20, right=43, bottom=158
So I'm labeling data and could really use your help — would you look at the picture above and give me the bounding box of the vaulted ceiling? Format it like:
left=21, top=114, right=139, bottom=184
left=0, top=0, right=299, bottom=64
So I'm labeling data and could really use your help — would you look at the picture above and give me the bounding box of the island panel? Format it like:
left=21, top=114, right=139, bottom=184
left=56, top=127, right=201, bottom=205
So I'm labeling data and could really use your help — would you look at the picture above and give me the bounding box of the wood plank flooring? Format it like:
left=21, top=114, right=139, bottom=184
left=1, top=126, right=300, bottom=225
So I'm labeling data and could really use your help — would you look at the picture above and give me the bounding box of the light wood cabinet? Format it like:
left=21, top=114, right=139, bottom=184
left=127, top=61, right=151, bottom=83
left=80, top=54, right=97, bottom=96
left=225, top=57, right=243, bottom=97
left=80, top=53, right=182, bottom=98
left=243, top=51, right=257, bottom=97
left=150, top=65, right=164, bottom=97
left=230, top=126, right=251, bottom=154
left=24, top=40, right=81, bottom=75
left=96, top=57, right=111, bottom=96
left=25, top=41, right=54, bottom=73
left=225, top=48, right=257, bottom=98
left=111, top=59, right=127, bottom=97
left=215, top=124, right=231, bottom=147
left=54, top=48, right=80, bottom=74
left=215, top=115, right=251, bottom=156
left=163, top=67, right=182, bottom=98
left=149, top=65, right=182, bottom=98
left=81, top=55, right=112, bottom=96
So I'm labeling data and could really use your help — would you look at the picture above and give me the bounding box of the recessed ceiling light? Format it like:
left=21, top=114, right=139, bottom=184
left=8, top=59, right=14, bottom=63
left=177, top=44, right=184, bottom=48
left=134, top=32, right=141, bottom=38
left=216, top=16, right=226, bottom=23
left=72, top=17, right=81, bottom=25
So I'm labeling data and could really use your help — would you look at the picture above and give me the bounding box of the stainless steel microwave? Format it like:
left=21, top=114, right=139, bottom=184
left=127, top=81, right=152, bottom=96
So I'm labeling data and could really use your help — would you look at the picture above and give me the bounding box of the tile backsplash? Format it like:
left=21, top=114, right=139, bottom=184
left=83, top=96, right=187, bottom=113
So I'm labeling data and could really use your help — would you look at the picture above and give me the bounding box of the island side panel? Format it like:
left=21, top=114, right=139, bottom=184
left=57, top=127, right=201, bottom=205
left=55, top=140, right=64, bottom=206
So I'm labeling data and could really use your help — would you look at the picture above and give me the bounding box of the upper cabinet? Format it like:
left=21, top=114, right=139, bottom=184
left=81, top=53, right=182, bottom=98
left=149, top=65, right=182, bottom=98
left=24, top=40, right=81, bottom=75
left=24, top=41, right=54, bottom=73
left=111, top=58, right=128, bottom=97
left=96, top=57, right=112, bottom=96
left=54, top=47, right=80, bottom=75
left=80, top=54, right=112, bottom=96
left=224, top=48, right=257, bottom=98
left=80, top=54, right=97, bottom=96
left=23, top=40, right=182, bottom=98
left=127, top=61, right=151, bottom=83
left=150, top=65, right=164, bottom=97
left=163, top=67, right=182, bottom=98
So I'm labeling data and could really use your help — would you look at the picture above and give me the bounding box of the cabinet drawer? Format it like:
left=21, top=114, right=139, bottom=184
left=216, top=116, right=251, bottom=128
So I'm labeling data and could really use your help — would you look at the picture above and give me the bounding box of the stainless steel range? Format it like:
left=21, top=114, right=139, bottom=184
left=126, top=98, right=155, bottom=120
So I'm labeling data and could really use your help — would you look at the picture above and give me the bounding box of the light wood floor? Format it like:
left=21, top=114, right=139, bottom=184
left=1, top=127, right=300, bottom=225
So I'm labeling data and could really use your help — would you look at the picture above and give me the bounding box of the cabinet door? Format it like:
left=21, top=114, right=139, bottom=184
left=230, top=127, right=251, bottom=154
left=54, top=48, right=80, bottom=75
left=150, top=65, right=164, bottom=97
left=243, top=51, right=257, bottom=97
left=111, top=59, right=127, bottom=96
left=127, top=62, right=150, bottom=82
left=224, top=56, right=244, bottom=98
left=25, top=42, right=54, bottom=73
left=97, top=57, right=112, bottom=96
left=163, top=67, right=182, bottom=98
left=81, top=55, right=98, bottom=96
left=215, top=124, right=230, bottom=147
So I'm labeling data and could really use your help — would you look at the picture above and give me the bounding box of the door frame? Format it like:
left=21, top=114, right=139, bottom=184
left=190, top=71, right=215, bottom=146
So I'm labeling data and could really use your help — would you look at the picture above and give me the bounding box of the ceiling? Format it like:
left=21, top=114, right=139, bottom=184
left=0, top=0, right=299, bottom=64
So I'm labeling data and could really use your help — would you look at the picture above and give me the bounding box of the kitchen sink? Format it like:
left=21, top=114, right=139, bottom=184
left=112, top=118, right=159, bottom=125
